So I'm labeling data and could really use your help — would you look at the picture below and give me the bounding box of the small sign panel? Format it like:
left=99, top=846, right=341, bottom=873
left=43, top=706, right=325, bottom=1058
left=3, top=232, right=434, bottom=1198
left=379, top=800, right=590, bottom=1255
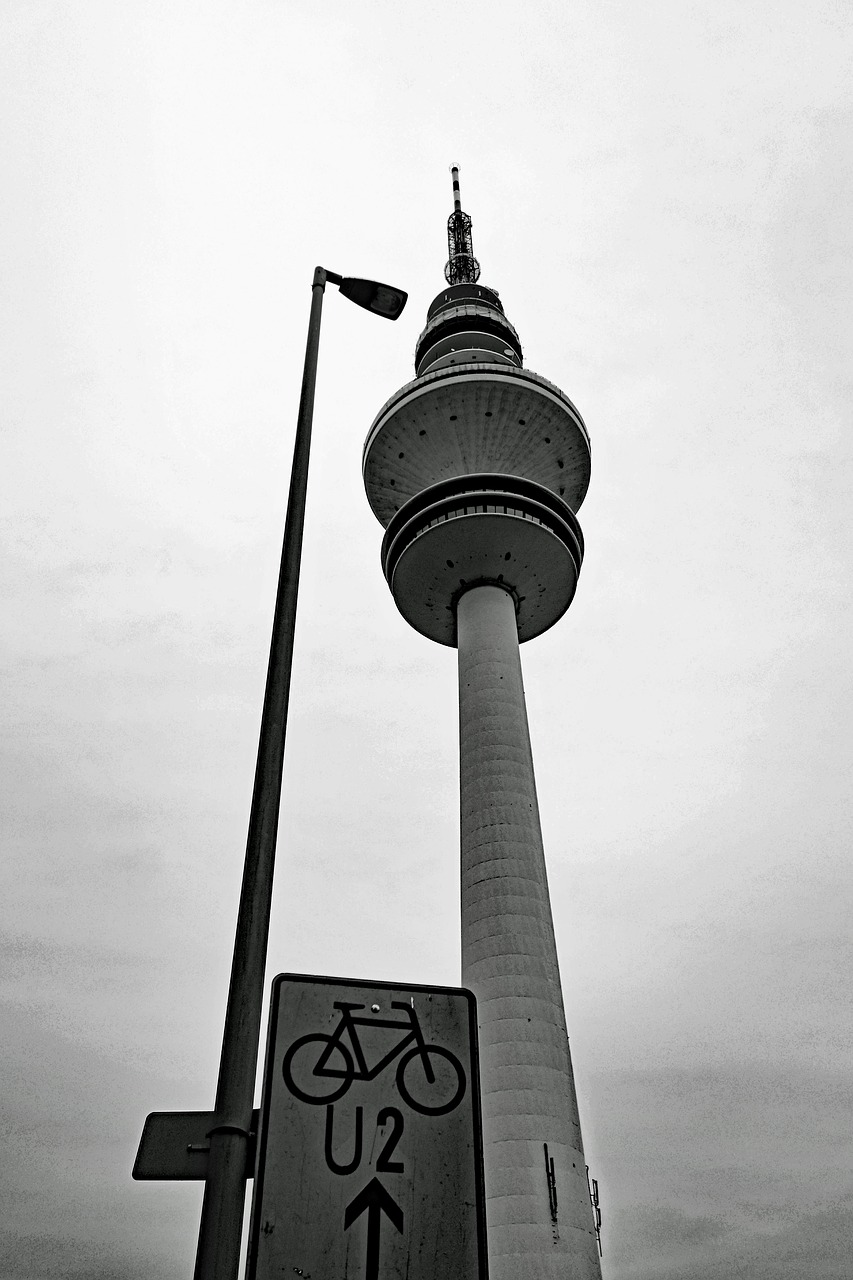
left=247, top=974, right=487, bottom=1280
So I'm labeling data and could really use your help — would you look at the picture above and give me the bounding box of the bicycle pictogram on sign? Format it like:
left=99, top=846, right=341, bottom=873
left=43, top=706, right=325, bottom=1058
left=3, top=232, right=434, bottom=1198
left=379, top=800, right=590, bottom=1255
left=282, top=1000, right=466, bottom=1116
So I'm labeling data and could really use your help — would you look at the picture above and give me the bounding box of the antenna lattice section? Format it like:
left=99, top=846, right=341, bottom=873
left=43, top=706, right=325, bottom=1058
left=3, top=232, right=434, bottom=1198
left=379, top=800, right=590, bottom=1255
left=445, top=211, right=481, bottom=284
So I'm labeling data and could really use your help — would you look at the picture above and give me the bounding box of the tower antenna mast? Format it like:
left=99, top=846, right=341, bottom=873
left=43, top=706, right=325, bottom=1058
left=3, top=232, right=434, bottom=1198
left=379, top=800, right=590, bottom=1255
left=445, top=165, right=481, bottom=284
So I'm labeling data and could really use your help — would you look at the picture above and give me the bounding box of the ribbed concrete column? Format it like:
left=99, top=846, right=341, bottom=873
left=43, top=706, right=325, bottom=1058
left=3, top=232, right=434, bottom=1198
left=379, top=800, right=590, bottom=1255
left=457, top=584, right=601, bottom=1280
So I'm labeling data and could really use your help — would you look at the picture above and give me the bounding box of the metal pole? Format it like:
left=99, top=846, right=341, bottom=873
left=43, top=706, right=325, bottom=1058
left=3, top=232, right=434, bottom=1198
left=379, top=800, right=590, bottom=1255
left=193, top=266, right=329, bottom=1280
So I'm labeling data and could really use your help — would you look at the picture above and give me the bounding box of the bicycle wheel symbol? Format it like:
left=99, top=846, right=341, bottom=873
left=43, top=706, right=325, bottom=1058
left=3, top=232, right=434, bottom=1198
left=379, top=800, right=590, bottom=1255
left=396, top=1046, right=466, bottom=1116
left=282, top=1034, right=354, bottom=1105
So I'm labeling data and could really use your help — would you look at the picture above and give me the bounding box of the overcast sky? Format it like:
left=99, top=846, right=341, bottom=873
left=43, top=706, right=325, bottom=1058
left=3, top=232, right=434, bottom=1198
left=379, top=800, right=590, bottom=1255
left=1, top=2, right=851, bottom=1277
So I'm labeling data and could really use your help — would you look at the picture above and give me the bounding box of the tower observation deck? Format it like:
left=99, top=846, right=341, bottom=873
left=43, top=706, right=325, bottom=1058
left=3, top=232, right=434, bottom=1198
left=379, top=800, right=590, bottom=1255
left=363, top=170, right=601, bottom=1280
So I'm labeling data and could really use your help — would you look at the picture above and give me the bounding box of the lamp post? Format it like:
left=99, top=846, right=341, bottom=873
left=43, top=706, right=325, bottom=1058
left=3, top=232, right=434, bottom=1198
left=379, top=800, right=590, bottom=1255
left=194, top=266, right=407, bottom=1280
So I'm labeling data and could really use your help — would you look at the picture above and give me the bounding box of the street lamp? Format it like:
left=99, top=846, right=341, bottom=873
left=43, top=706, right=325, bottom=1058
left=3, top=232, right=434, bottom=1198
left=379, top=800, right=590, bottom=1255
left=193, top=266, right=407, bottom=1280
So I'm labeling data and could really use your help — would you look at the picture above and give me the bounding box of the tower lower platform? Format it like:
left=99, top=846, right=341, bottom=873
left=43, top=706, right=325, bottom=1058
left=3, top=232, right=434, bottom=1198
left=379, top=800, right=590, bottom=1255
left=380, top=473, right=583, bottom=645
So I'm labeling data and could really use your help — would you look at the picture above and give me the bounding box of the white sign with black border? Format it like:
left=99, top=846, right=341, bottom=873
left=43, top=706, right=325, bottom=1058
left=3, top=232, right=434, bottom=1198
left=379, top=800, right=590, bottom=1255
left=247, top=973, right=488, bottom=1280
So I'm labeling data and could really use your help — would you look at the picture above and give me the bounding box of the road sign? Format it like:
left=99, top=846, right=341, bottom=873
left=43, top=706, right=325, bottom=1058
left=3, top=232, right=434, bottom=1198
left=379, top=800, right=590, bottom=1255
left=132, top=1110, right=259, bottom=1181
left=246, top=973, right=488, bottom=1280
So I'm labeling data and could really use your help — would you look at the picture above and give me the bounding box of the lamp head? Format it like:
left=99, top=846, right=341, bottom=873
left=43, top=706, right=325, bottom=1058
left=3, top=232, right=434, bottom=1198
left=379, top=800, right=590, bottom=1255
left=338, top=277, right=408, bottom=320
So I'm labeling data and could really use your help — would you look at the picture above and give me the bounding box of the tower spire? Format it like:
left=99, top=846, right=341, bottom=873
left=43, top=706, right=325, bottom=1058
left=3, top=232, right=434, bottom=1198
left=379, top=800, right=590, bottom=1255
left=445, top=164, right=481, bottom=284
left=451, top=163, right=462, bottom=211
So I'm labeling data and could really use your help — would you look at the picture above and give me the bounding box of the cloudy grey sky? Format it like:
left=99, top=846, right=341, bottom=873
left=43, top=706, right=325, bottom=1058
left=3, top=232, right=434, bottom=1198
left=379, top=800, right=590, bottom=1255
left=1, top=1, right=851, bottom=1276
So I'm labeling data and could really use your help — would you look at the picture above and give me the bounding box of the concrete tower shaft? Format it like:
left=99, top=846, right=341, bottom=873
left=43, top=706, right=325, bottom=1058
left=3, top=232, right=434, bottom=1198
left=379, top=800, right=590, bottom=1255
left=363, top=174, right=601, bottom=1279
left=458, top=585, right=600, bottom=1277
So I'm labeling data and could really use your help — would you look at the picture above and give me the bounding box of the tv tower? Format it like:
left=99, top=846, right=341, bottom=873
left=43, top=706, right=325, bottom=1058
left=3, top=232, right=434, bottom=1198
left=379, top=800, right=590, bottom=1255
left=362, top=170, right=601, bottom=1279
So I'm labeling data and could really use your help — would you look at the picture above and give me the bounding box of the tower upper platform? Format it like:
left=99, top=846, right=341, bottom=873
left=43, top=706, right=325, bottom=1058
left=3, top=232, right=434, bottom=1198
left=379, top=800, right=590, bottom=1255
left=363, top=361, right=590, bottom=528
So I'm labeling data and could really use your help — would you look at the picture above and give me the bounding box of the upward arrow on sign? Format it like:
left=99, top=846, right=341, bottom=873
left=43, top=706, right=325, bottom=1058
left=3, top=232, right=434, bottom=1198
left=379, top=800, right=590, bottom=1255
left=344, top=1177, right=404, bottom=1280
